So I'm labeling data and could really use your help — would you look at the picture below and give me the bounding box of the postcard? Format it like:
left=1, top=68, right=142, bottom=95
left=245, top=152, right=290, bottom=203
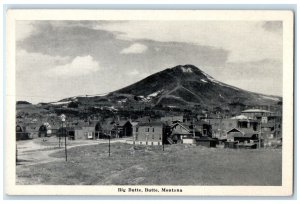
left=5, top=9, right=294, bottom=196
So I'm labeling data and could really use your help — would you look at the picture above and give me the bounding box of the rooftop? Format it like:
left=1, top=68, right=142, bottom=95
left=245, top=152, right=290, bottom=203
left=242, top=109, right=272, bottom=113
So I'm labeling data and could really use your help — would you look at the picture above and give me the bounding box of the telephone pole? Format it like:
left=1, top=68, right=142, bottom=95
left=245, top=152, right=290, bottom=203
left=193, top=118, right=195, bottom=138
left=108, top=135, right=111, bottom=157
left=259, top=121, right=262, bottom=149
left=60, top=114, right=67, bottom=161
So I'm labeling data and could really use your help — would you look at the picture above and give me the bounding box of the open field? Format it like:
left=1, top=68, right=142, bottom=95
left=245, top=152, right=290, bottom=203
left=16, top=142, right=282, bottom=185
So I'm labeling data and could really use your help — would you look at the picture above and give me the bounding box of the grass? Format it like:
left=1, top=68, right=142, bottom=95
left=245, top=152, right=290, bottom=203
left=16, top=143, right=282, bottom=185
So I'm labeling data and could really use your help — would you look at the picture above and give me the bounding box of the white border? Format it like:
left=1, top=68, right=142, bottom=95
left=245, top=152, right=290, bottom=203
left=4, top=9, right=294, bottom=196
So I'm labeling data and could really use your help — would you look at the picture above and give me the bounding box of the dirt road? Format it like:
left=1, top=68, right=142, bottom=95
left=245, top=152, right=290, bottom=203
left=16, top=138, right=129, bottom=166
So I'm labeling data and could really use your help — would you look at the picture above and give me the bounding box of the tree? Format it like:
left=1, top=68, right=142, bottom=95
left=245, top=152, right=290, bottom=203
left=68, top=101, right=79, bottom=108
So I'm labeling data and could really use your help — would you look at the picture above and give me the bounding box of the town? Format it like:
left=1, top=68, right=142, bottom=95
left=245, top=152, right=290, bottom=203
left=16, top=104, right=282, bottom=150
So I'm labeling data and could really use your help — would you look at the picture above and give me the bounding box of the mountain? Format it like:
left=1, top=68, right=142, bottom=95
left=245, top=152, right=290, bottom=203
left=37, top=64, right=282, bottom=113
left=109, top=64, right=281, bottom=108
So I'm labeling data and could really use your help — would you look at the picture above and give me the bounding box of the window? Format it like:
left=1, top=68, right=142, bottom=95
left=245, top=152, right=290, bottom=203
left=152, top=128, right=155, bottom=132
left=146, top=128, right=149, bottom=132
left=136, top=127, right=138, bottom=132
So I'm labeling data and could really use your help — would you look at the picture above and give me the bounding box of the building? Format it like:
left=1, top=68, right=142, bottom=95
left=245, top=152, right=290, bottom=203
left=22, top=122, right=40, bottom=139
left=208, top=118, right=259, bottom=139
left=16, top=125, right=30, bottom=140
left=38, top=124, right=48, bottom=137
left=241, top=109, right=272, bottom=120
left=74, top=126, right=95, bottom=140
left=101, top=120, right=118, bottom=138
left=193, top=121, right=212, bottom=137
left=226, top=128, right=258, bottom=144
left=116, top=120, right=133, bottom=137
left=170, top=122, right=193, bottom=143
left=131, top=122, right=139, bottom=141
left=135, top=121, right=166, bottom=145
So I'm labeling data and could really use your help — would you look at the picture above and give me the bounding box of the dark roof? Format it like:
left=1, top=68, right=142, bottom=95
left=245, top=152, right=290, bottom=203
left=227, top=128, right=258, bottom=135
left=117, top=120, right=131, bottom=126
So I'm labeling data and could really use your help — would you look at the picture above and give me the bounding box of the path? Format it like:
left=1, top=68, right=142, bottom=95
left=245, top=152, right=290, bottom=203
left=16, top=137, right=129, bottom=166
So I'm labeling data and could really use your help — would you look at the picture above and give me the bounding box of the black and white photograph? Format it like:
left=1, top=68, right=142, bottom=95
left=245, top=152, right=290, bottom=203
left=5, top=10, right=294, bottom=196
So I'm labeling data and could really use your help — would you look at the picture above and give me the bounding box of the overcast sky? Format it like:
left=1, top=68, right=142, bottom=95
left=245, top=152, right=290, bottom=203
left=16, top=20, right=283, bottom=104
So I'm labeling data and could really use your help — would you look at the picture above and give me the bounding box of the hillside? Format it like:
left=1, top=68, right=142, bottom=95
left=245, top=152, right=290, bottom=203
left=18, top=64, right=282, bottom=118
left=111, top=64, right=281, bottom=108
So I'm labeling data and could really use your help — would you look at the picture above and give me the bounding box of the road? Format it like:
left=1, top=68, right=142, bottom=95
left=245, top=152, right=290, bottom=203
left=16, top=137, right=130, bottom=166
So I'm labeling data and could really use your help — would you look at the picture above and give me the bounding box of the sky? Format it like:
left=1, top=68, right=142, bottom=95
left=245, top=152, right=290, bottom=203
left=16, top=20, right=283, bottom=104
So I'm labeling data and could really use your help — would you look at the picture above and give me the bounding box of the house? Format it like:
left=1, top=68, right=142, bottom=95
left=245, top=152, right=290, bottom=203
left=16, top=124, right=29, bottom=140
left=135, top=121, right=166, bottom=145
left=50, top=123, right=60, bottom=137
left=95, top=122, right=103, bottom=139
left=193, top=121, right=212, bottom=137
left=225, top=128, right=259, bottom=149
left=74, top=126, right=95, bottom=140
left=208, top=118, right=259, bottom=139
left=226, top=128, right=259, bottom=143
left=260, top=122, right=282, bottom=147
left=241, top=109, right=272, bottom=120
left=38, top=124, right=48, bottom=137
left=101, top=120, right=118, bottom=138
left=170, top=122, right=192, bottom=143
left=116, top=120, right=133, bottom=137
left=168, top=120, right=216, bottom=147
left=70, top=119, right=110, bottom=140
left=18, top=122, right=40, bottom=139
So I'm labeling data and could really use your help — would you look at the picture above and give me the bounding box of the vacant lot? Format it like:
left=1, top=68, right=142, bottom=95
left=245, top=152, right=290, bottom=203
left=16, top=143, right=282, bottom=185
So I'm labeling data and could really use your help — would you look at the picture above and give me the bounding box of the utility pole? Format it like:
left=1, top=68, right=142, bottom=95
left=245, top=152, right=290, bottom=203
left=60, top=114, right=67, bottom=161
left=193, top=118, right=195, bottom=138
left=259, top=120, right=262, bottom=149
left=59, top=122, right=61, bottom=148
left=108, top=135, right=111, bottom=157
left=64, top=123, right=67, bottom=161
left=162, top=135, right=164, bottom=151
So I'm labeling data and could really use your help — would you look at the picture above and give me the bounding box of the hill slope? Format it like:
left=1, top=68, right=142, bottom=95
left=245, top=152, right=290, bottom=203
left=31, top=64, right=281, bottom=113
left=111, top=64, right=281, bottom=108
